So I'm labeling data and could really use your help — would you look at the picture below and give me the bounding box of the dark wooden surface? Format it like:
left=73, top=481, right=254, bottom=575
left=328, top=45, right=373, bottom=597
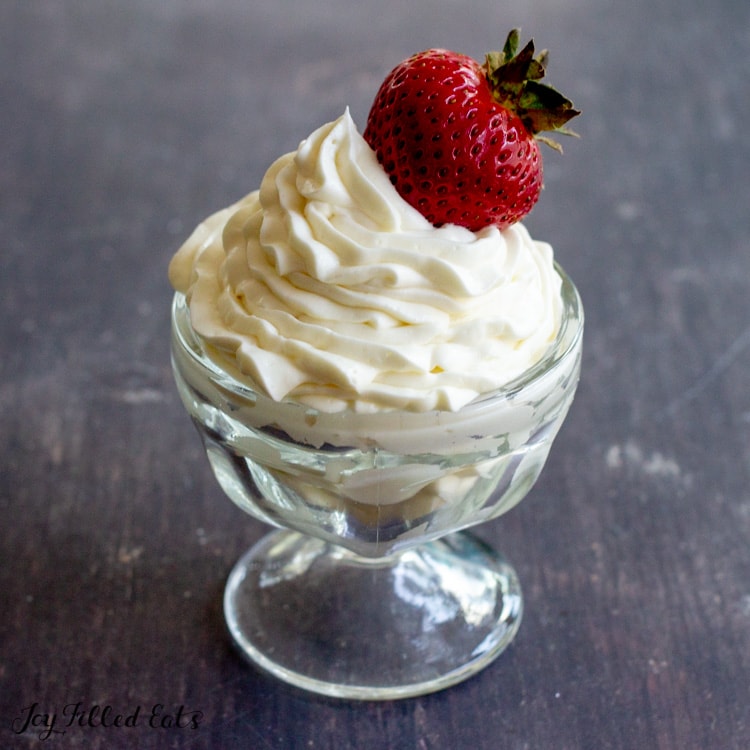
left=2, top=1, right=750, bottom=748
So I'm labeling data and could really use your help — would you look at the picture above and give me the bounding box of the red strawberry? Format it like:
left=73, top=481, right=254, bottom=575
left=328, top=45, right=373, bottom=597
left=364, top=29, right=579, bottom=232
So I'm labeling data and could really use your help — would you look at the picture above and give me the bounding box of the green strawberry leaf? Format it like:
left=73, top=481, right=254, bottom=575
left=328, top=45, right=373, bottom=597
left=484, top=30, right=580, bottom=140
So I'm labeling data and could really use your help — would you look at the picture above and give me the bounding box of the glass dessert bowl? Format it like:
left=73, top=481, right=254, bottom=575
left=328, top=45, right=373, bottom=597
left=171, top=265, right=583, bottom=700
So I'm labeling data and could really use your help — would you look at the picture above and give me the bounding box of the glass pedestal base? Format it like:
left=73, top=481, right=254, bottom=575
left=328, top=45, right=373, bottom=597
left=224, top=529, right=523, bottom=700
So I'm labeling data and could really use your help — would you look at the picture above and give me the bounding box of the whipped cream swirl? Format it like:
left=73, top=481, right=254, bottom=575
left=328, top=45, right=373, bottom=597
left=169, top=110, right=563, bottom=412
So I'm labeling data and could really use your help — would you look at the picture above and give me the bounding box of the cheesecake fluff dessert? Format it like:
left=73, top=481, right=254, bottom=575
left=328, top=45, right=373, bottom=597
left=170, top=32, right=582, bottom=553
left=170, top=32, right=583, bottom=698
left=170, top=109, right=562, bottom=416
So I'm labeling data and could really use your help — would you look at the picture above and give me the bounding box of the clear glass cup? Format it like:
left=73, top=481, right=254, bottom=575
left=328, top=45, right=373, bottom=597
left=170, top=264, right=583, bottom=700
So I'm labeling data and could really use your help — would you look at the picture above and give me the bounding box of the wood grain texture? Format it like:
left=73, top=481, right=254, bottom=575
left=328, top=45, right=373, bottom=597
left=2, top=1, right=750, bottom=748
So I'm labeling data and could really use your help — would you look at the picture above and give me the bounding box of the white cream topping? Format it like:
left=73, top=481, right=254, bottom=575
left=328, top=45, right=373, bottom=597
left=169, top=110, right=563, bottom=413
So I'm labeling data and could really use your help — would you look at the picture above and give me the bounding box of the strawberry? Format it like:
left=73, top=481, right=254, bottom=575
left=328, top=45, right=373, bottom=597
left=364, top=29, right=579, bottom=232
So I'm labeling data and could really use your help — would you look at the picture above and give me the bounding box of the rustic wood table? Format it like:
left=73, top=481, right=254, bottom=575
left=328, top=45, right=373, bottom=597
left=2, top=1, right=749, bottom=748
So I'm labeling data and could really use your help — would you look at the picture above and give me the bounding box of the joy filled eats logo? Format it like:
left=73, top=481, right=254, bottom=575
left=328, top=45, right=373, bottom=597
left=12, top=701, right=203, bottom=741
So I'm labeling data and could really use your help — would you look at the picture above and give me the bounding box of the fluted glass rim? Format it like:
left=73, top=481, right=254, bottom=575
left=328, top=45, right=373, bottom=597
left=171, top=262, right=583, bottom=427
